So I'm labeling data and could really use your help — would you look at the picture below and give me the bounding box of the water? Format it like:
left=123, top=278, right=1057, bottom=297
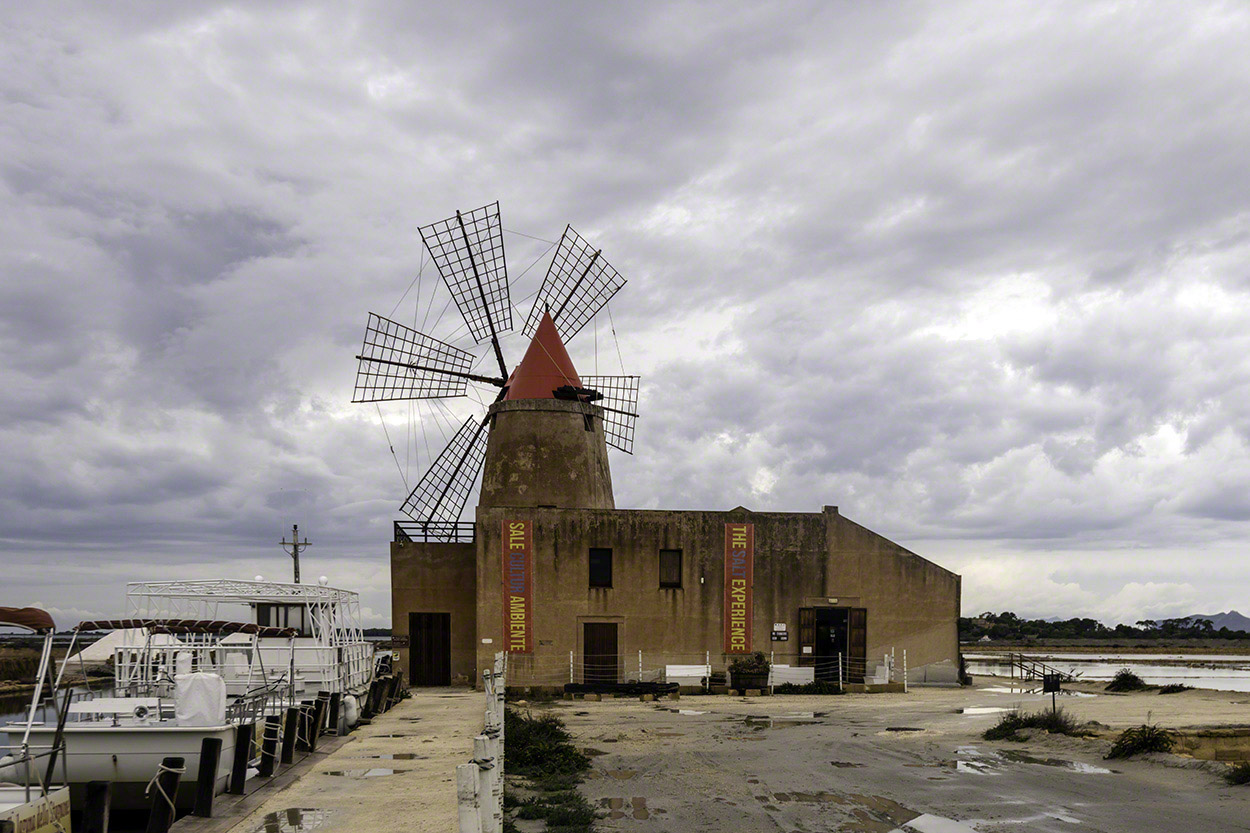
left=964, top=652, right=1250, bottom=692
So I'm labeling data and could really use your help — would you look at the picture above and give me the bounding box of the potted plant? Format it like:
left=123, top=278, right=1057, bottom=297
left=728, top=652, right=770, bottom=691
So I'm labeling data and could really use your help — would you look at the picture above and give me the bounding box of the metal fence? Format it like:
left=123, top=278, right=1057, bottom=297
left=497, top=649, right=908, bottom=691
left=457, top=652, right=506, bottom=833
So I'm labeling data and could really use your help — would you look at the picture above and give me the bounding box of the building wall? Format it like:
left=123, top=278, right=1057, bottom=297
left=472, top=505, right=960, bottom=687
left=390, top=540, right=477, bottom=685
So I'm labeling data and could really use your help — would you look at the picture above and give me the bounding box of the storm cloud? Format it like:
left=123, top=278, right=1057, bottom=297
left=3, top=1, right=1250, bottom=625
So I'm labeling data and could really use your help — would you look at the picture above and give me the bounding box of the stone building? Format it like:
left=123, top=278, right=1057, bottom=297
left=391, top=318, right=961, bottom=688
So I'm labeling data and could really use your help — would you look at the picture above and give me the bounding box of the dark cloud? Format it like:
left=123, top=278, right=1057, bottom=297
left=2, top=1, right=1249, bottom=624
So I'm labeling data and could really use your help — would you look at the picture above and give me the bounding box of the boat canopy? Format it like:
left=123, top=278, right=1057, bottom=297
left=0, top=605, right=55, bottom=633
left=74, top=618, right=297, bottom=638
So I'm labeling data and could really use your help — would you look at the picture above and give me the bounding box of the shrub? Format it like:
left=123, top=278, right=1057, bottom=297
left=1105, top=724, right=1174, bottom=759
left=728, top=651, right=770, bottom=675
left=773, top=680, right=846, bottom=695
left=983, top=709, right=1092, bottom=741
left=1105, top=668, right=1148, bottom=692
left=1225, top=762, right=1250, bottom=785
left=1157, top=683, right=1191, bottom=694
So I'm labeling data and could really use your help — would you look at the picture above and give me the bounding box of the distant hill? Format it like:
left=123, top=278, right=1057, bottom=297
left=1185, top=611, right=1250, bottom=632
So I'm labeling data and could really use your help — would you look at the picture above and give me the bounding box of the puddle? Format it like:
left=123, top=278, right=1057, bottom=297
left=743, top=715, right=821, bottom=728
left=252, top=808, right=335, bottom=832
left=677, top=709, right=706, bottom=715
left=355, top=753, right=424, bottom=760
left=886, top=726, right=924, bottom=732
left=955, top=746, right=1113, bottom=775
left=830, top=761, right=864, bottom=768
left=599, top=796, right=656, bottom=820
left=374, top=733, right=414, bottom=738
left=323, top=768, right=408, bottom=777
left=960, top=707, right=1012, bottom=716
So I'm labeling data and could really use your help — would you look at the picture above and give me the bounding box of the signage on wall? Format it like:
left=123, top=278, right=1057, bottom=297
left=723, top=522, right=754, bottom=654
left=502, top=520, right=534, bottom=653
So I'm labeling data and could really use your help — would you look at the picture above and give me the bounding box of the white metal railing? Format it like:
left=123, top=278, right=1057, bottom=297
left=457, top=652, right=506, bottom=833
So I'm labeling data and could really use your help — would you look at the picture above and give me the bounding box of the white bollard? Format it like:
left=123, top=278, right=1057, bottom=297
left=474, top=735, right=499, bottom=833
left=457, top=763, right=483, bottom=833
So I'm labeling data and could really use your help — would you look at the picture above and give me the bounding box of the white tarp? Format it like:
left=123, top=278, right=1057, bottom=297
left=174, top=673, right=227, bottom=727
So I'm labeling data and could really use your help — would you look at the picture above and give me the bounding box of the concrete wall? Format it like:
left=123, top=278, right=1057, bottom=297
left=480, top=399, right=614, bottom=510
left=472, top=505, right=960, bottom=687
left=390, top=540, right=477, bottom=685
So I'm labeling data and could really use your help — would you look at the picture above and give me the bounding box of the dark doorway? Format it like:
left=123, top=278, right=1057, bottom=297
left=583, top=622, right=618, bottom=685
left=409, top=612, right=451, bottom=686
left=798, top=607, right=867, bottom=683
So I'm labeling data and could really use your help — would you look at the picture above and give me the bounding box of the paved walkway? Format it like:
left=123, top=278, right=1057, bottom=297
left=227, top=688, right=482, bottom=833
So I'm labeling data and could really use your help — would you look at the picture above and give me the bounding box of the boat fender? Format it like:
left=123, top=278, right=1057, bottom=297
left=0, top=754, right=16, bottom=782
left=344, top=694, right=359, bottom=727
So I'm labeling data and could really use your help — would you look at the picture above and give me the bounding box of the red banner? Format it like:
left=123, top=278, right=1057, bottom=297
left=723, top=523, right=754, bottom=653
left=502, top=520, right=534, bottom=654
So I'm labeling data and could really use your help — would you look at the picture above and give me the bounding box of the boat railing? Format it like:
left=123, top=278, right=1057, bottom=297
left=0, top=738, right=68, bottom=805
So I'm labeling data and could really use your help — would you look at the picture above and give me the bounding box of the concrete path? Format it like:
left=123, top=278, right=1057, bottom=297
left=225, top=688, right=482, bottom=833
left=532, top=679, right=1250, bottom=833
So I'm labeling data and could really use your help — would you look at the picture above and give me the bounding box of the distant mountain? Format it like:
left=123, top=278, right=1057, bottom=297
left=1184, top=610, right=1250, bottom=632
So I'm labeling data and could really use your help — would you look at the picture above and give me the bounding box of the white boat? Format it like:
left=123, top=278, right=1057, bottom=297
left=15, top=579, right=376, bottom=811
left=0, top=605, right=72, bottom=833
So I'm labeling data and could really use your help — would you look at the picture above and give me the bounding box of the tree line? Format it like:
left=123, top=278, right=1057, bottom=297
left=960, top=611, right=1250, bottom=641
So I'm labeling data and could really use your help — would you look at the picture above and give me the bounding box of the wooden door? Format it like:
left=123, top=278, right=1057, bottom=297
left=583, top=623, right=618, bottom=685
left=797, top=608, right=816, bottom=667
left=848, top=607, right=867, bottom=683
left=409, top=612, right=451, bottom=686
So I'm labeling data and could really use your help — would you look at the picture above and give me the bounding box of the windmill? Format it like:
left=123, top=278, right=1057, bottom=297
left=352, top=202, right=639, bottom=539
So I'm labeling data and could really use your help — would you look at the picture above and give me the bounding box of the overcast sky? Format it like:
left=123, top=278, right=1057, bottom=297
left=3, top=1, right=1249, bottom=627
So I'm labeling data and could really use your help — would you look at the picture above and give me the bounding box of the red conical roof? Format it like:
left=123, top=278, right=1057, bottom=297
left=504, top=311, right=582, bottom=400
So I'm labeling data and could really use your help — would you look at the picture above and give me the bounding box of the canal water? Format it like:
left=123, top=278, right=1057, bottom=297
left=964, top=652, right=1250, bottom=692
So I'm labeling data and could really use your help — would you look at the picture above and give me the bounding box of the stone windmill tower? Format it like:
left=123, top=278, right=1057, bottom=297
left=352, top=201, right=638, bottom=533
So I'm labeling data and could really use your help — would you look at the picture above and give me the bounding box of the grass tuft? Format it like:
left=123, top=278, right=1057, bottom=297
left=1105, top=724, right=1174, bottom=758
left=1225, top=762, right=1250, bottom=785
left=1157, top=683, right=1191, bottom=694
left=983, top=708, right=1092, bottom=741
left=1105, top=668, right=1149, bottom=692
left=504, top=707, right=600, bottom=832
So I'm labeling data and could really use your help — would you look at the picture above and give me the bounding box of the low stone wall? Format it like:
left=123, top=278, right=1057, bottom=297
left=1172, top=726, right=1250, bottom=762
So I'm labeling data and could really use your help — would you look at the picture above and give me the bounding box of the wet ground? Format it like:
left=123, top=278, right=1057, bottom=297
left=540, top=679, right=1250, bottom=832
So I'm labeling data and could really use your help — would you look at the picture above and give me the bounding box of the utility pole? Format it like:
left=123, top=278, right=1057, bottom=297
left=280, top=524, right=310, bottom=584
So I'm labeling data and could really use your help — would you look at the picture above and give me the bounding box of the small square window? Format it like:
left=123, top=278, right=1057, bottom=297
left=589, top=548, right=613, bottom=588
left=659, top=549, right=682, bottom=588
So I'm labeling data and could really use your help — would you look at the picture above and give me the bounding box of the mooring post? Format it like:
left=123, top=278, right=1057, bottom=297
left=192, top=736, right=223, bottom=816
left=328, top=692, right=343, bottom=735
left=296, top=701, right=314, bottom=752
left=259, top=714, right=281, bottom=777
left=144, top=755, right=185, bottom=833
left=229, top=722, right=253, bottom=795
left=83, top=780, right=111, bottom=833
left=311, top=698, right=328, bottom=752
left=281, top=706, right=300, bottom=764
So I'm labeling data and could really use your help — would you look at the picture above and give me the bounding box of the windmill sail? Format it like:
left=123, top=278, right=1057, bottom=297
left=581, top=375, right=639, bottom=454
left=523, top=225, right=626, bottom=343
left=419, top=202, right=512, bottom=347
left=353, top=313, right=477, bottom=402
left=400, top=415, right=490, bottom=526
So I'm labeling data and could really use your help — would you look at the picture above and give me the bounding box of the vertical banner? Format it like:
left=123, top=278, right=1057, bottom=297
left=723, top=522, right=754, bottom=654
left=502, top=520, right=534, bottom=654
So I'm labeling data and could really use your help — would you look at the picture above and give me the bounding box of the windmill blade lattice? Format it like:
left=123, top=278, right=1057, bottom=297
left=400, top=415, right=490, bottom=526
left=523, top=225, right=626, bottom=343
left=582, top=375, right=639, bottom=454
left=418, top=201, right=512, bottom=346
left=353, top=313, right=477, bottom=402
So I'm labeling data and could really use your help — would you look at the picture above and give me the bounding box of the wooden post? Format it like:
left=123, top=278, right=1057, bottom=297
left=229, top=723, right=253, bottom=796
left=281, top=706, right=300, bottom=764
left=192, top=736, right=223, bottom=817
left=310, top=699, right=327, bottom=753
left=456, top=763, right=482, bottom=833
left=144, top=756, right=185, bottom=833
left=83, top=780, right=111, bottom=833
left=259, top=715, right=281, bottom=777
left=296, top=701, right=314, bottom=752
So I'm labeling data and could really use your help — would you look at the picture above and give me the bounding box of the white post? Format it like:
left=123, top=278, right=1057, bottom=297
left=638, top=649, right=643, bottom=681
left=569, top=650, right=574, bottom=684
left=769, top=650, right=774, bottom=694
left=903, top=649, right=908, bottom=693
left=838, top=652, right=843, bottom=690
left=474, top=735, right=499, bottom=833
left=705, top=650, right=711, bottom=692
left=457, top=764, right=482, bottom=833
